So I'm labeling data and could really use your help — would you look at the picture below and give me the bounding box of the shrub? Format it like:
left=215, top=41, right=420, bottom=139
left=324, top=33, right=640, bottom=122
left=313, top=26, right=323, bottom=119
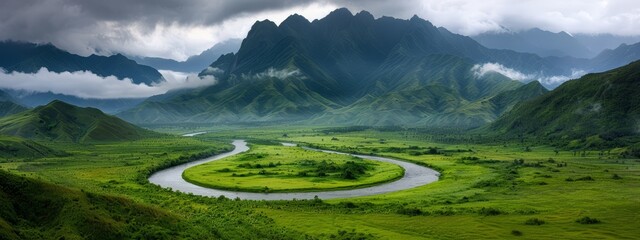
left=575, top=176, right=594, bottom=181
left=612, top=174, right=623, bottom=180
left=576, top=216, right=601, bottom=224
left=397, top=207, right=423, bottom=216
left=479, top=207, right=502, bottom=216
left=340, top=202, right=357, bottom=208
left=511, top=230, right=523, bottom=236
left=524, top=218, right=545, bottom=225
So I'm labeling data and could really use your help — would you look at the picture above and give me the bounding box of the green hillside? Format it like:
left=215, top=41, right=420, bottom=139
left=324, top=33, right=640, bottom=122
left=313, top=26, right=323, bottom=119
left=0, top=170, right=179, bottom=239
left=490, top=60, right=640, bottom=138
left=0, top=135, right=61, bottom=159
left=0, top=100, right=156, bottom=142
left=312, top=55, right=531, bottom=126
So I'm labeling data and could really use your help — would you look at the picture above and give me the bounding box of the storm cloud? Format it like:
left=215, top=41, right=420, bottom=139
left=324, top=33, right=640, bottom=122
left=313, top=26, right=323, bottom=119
left=1, top=0, right=639, bottom=60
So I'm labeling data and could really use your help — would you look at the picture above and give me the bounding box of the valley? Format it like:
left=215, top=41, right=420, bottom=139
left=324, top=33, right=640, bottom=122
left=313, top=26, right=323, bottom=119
left=0, top=3, right=639, bottom=240
left=0, top=126, right=638, bottom=239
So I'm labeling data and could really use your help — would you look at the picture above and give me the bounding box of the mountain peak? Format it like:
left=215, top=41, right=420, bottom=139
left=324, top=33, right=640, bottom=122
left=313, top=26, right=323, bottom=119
left=280, top=14, right=311, bottom=29
left=246, top=20, right=280, bottom=39
left=354, top=10, right=374, bottom=21
left=327, top=8, right=353, bottom=17
left=252, top=19, right=278, bottom=29
left=326, top=8, right=353, bottom=19
left=46, top=99, right=73, bottom=108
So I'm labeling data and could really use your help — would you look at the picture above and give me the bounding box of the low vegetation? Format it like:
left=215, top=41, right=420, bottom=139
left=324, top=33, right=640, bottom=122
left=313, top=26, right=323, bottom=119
left=183, top=143, right=404, bottom=192
left=0, top=126, right=637, bottom=239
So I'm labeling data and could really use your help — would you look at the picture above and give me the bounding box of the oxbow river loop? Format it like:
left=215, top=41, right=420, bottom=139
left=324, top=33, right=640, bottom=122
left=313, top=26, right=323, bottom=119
left=149, top=138, right=439, bottom=200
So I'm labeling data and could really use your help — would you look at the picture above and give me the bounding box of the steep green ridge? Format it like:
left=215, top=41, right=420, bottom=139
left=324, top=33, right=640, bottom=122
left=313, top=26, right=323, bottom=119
left=490, top=60, right=640, bottom=138
left=0, top=41, right=164, bottom=85
left=0, top=170, right=179, bottom=239
left=121, top=9, right=555, bottom=126
left=0, top=100, right=156, bottom=142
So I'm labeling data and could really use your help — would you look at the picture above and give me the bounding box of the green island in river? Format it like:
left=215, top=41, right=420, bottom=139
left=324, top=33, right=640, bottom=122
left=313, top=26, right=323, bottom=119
left=183, top=143, right=405, bottom=192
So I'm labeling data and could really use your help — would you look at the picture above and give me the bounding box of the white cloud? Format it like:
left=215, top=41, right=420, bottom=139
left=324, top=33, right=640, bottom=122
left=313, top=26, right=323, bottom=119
left=471, top=63, right=586, bottom=88
left=251, top=67, right=305, bottom=80
left=0, top=68, right=216, bottom=99
left=156, top=69, right=218, bottom=90
left=344, top=0, right=640, bottom=36
left=537, top=69, right=587, bottom=87
left=471, top=62, right=534, bottom=81
left=201, top=66, right=224, bottom=75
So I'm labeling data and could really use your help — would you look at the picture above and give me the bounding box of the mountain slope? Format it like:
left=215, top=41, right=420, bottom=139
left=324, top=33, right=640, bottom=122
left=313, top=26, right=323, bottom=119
left=312, top=54, right=526, bottom=126
left=0, top=41, right=164, bottom=85
left=0, top=170, right=179, bottom=239
left=118, top=73, right=339, bottom=124
left=121, top=8, right=568, bottom=126
left=490, top=60, right=640, bottom=138
left=0, top=135, right=61, bottom=159
left=590, top=42, right=640, bottom=72
left=132, top=39, right=242, bottom=72
left=0, top=89, right=28, bottom=117
left=0, top=100, right=155, bottom=142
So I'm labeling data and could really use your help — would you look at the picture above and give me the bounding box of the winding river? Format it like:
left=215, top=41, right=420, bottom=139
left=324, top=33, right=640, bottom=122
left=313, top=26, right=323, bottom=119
left=149, top=139, right=439, bottom=200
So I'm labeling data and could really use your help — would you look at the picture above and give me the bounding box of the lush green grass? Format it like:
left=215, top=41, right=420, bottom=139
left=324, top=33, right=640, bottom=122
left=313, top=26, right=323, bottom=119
left=0, top=169, right=180, bottom=240
left=1, top=126, right=638, bottom=239
left=0, top=135, right=310, bottom=239
left=259, top=129, right=639, bottom=239
left=0, top=135, right=63, bottom=159
left=183, top=143, right=404, bottom=192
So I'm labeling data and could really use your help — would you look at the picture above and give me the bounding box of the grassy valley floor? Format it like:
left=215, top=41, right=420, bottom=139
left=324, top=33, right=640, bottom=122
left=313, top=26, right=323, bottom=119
left=0, top=126, right=638, bottom=239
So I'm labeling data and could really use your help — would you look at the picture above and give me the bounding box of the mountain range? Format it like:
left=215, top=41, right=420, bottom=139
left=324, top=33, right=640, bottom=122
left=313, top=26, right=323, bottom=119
left=0, top=41, right=164, bottom=85
left=2, top=8, right=640, bottom=131
left=119, top=8, right=566, bottom=126
left=130, top=39, right=242, bottom=73
left=473, top=28, right=640, bottom=59
left=473, top=28, right=593, bottom=58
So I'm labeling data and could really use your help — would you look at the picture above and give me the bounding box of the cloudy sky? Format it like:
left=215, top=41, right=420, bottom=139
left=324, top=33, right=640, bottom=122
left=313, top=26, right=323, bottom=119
left=2, top=0, right=640, bottom=61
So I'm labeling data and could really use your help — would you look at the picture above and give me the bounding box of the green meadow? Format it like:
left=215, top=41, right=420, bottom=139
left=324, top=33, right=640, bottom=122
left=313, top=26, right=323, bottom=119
left=1, top=126, right=638, bottom=239
left=183, top=143, right=404, bottom=192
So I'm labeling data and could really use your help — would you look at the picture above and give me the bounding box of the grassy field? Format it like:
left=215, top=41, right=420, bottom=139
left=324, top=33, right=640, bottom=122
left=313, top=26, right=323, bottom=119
left=183, top=142, right=404, bottom=192
left=1, top=126, right=638, bottom=239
